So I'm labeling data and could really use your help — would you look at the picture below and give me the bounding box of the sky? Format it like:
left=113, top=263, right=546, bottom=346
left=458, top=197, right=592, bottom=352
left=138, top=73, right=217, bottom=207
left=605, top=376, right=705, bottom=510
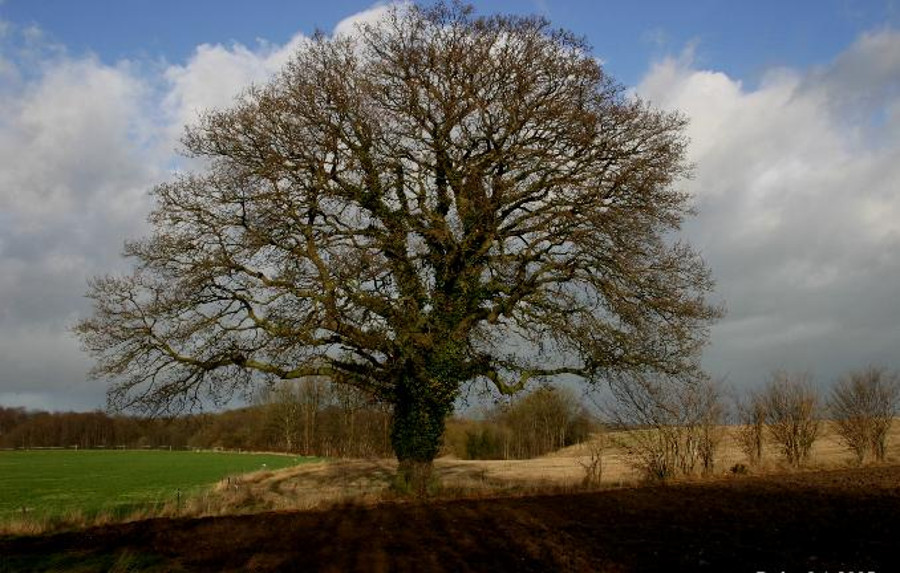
left=0, top=0, right=899, bottom=412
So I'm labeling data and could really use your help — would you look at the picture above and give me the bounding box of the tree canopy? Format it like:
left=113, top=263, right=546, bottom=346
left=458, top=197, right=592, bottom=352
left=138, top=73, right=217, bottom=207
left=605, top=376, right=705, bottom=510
left=76, top=2, right=721, bottom=489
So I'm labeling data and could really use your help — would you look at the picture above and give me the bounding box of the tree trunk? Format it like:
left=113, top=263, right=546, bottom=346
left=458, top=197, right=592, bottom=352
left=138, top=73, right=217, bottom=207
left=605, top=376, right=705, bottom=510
left=390, top=382, right=450, bottom=496
left=396, top=459, right=435, bottom=495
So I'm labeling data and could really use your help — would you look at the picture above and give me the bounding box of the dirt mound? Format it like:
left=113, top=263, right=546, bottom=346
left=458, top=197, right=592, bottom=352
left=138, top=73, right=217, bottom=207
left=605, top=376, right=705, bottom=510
left=3, top=465, right=899, bottom=572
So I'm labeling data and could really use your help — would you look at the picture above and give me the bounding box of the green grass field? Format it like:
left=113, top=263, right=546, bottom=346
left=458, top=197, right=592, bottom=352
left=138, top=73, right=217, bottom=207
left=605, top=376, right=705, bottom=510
left=0, top=450, right=315, bottom=521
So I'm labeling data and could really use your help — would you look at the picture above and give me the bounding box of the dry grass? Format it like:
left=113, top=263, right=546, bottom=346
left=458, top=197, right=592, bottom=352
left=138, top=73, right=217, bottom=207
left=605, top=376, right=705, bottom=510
left=159, top=419, right=900, bottom=517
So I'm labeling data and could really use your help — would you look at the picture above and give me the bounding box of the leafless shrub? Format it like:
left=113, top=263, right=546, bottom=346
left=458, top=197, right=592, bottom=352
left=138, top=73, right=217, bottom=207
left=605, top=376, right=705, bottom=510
left=762, top=372, right=820, bottom=467
left=694, top=381, right=726, bottom=476
left=735, top=390, right=767, bottom=465
left=828, top=367, right=900, bottom=464
left=578, top=432, right=607, bottom=487
left=606, top=375, right=725, bottom=482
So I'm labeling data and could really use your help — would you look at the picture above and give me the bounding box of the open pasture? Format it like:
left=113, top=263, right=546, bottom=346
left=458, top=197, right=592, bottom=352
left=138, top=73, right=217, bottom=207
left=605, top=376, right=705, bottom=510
left=0, top=450, right=313, bottom=523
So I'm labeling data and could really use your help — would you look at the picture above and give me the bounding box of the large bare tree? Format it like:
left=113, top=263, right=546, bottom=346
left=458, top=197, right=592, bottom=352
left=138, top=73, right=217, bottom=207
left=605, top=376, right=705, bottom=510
left=75, top=3, right=720, bottom=491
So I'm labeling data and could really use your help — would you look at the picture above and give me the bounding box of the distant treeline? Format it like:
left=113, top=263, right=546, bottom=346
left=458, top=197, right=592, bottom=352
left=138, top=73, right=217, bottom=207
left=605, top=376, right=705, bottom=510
left=0, top=379, right=392, bottom=457
left=0, top=382, right=595, bottom=460
left=445, top=386, right=595, bottom=460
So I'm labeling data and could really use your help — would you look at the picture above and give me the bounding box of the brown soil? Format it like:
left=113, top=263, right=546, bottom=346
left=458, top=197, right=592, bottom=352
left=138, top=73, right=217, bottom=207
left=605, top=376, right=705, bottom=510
left=2, top=464, right=899, bottom=572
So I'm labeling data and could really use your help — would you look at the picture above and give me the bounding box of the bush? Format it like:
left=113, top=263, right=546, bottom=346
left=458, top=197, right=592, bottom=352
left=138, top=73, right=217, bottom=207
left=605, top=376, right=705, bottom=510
left=762, top=372, right=820, bottom=468
left=829, top=367, right=900, bottom=464
left=464, top=426, right=507, bottom=460
left=605, top=375, right=725, bottom=482
left=735, top=390, right=767, bottom=465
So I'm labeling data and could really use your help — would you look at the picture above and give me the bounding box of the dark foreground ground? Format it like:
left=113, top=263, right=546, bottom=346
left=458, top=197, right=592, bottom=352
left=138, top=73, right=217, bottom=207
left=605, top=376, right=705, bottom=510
left=2, top=465, right=899, bottom=572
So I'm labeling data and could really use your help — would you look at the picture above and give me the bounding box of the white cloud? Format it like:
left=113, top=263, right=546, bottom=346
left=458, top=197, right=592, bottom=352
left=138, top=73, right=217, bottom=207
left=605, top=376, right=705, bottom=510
left=162, top=33, right=308, bottom=144
left=0, top=58, right=152, bottom=223
left=160, top=1, right=396, bottom=152
left=0, top=45, right=158, bottom=409
left=0, top=19, right=317, bottom=411
left=638, top=30, right=900, bottom=389
left=333, top=2, right=396, bottom=39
